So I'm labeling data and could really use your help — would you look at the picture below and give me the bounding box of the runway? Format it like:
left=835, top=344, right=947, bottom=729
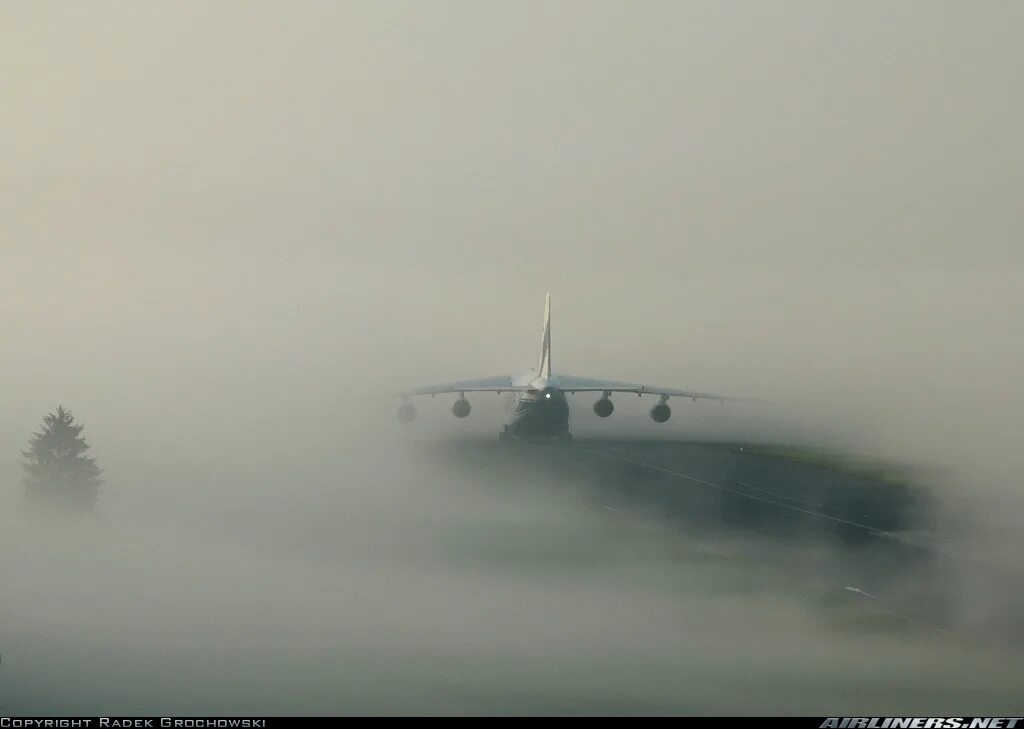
left=430, top=437, right=1013, bottom=644
left=4, top=434, right=1023, bottom=714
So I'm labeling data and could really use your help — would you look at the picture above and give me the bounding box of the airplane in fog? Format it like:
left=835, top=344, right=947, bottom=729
left=399, top=294, right=742, bottom=442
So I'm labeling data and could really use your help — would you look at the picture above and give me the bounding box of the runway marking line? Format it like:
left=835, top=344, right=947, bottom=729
left=578, top=446, right=885, bottom=536
left=578, top=445, right=956, bottom=637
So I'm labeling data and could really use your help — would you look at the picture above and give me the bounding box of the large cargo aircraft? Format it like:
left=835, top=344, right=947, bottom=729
left=399, top=294, right=740, bottom=442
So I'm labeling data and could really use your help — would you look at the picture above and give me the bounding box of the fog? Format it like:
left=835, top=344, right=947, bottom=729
left=2, top=1, right=1023, bottom=714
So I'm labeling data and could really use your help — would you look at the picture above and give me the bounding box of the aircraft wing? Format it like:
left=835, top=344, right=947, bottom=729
left=555, top=374, right=747, bottom=402
left=402, top=376, right=528, bottom=397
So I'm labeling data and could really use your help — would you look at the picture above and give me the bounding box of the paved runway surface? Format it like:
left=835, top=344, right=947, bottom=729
left=4, top=435, right=1023, bottom=714
left=432, top=437, right=1014, bottom=643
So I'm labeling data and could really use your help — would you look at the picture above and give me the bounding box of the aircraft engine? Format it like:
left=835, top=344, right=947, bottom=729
left=397, top=402, right=416, bottom=423
left=452, top=397, right=471, bottom=418
left=593, top=397, right=614, bottom=418
left=650, top=403, right=671, bottom=423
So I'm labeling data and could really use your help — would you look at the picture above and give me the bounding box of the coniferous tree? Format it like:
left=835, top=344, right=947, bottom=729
left=21, top=405, right=103, bottom=512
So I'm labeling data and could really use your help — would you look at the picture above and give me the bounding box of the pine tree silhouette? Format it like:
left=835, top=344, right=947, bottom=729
left=21, top=405, right=103, bottom=512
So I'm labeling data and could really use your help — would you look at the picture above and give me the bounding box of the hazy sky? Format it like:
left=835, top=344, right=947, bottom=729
left=2, top=0, right=1022, bottom=485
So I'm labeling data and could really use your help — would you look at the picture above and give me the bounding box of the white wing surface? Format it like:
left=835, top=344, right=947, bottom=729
left=402, top=375, right=527, bottom=397
left=554, top=374, right=750, bottom=402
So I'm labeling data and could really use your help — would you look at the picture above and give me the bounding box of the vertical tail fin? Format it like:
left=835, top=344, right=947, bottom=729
left=537, top=293, right=552, bottom=379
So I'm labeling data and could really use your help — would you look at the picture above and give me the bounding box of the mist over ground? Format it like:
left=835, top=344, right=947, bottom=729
left=2, top=1, right=1023, bottom=715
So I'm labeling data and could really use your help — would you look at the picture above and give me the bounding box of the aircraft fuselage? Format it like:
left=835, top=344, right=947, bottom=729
left=504, top=376, right=570, bottom=440
left=510, top=386, right=569, bottom=438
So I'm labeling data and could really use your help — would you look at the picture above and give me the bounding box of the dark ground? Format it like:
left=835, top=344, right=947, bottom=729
left=4, top=435, right=1023, bottom=714
left=430, top=437, right=1015, bottom=644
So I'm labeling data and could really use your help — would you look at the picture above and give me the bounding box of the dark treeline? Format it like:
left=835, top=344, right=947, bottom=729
left=21, top=405, right=103, bottom=513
